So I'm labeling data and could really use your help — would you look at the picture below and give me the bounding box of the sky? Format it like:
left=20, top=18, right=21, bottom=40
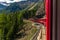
left=0, top=0, right=27, bottom=6
left=0, top=0, right=27, bottom=3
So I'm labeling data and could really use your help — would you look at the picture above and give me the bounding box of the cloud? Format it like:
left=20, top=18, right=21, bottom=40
left=0, top=0, right=27, bottom=6
left=0, top=0, right=27, bottom=3
left=0, top=3, right=10, bottom=6
left=0, top=0, right=5, bottom=2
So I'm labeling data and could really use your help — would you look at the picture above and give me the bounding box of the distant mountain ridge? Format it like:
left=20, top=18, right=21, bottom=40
left=0, top=4, right=7, bottom=10
left=0, top=0, right=43, bottom=12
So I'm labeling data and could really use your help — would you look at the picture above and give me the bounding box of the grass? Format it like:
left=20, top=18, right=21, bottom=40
left=15, top=20, right=37, bottom=40
left=0, top=29, right=4, bottom=40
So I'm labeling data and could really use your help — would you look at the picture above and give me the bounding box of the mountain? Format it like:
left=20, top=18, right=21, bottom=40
left=4, top=1, right=30, bottom=12
left=0, top=0, right=42, bottom=13
left=28, top=0, right=39, bottom=2
left=0, top=4, right=7, bottom=10
left=5, top=3, right=22, bottom=12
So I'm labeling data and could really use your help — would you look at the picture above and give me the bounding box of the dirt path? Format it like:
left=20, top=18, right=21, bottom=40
left=37, top=25, right=46, bottom=40
left=24, top=20, right=46, bottom=40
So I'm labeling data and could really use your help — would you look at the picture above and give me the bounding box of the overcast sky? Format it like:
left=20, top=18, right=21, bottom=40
left=0, top=0, right=27, bottom=6
left=0, top=0, right=27, bottom=3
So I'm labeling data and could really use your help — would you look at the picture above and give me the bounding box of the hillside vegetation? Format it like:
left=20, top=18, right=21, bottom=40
left=0, top=0, right=45, bottom=40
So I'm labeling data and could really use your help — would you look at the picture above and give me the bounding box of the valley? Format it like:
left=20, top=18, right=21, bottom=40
left=0, top=0, right=46, bottom=40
